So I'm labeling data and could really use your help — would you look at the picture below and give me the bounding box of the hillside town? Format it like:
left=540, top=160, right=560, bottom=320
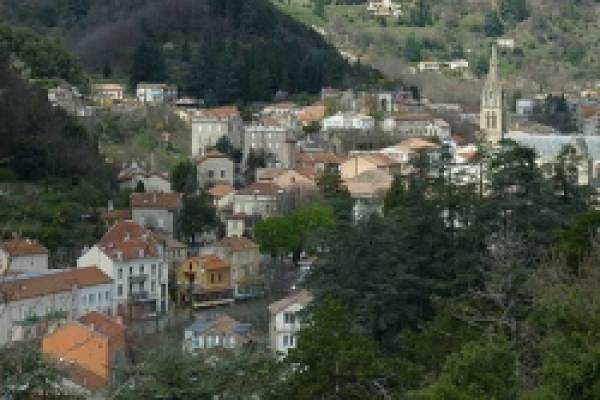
left=3, top=0, right=600, bottom=398
left=4, top=41, right=600, bottom=397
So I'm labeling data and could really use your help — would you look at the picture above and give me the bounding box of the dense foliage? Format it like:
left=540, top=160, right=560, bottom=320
left=0, top=23, right=85, bottom=85
left=1, top=0, right=377, bottom=103
left=0, top=62, right=106, bottom=181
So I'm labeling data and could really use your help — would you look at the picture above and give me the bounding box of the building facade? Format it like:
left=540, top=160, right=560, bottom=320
left=196, top=151, right=235, bottom=189
left=77, top=221, right=169, bottom=319
left=268, top=290, right=313, bottom=356
left=0, top=267, right=113, bottom=346
left=130, top=192, right=183, bottom=239
left=480, top=45, right=506, bottom=144
left=0, top=239, right=49, bottom=274
left=191, top=107, right=243, bottom=157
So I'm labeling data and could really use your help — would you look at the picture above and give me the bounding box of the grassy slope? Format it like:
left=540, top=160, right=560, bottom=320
left=272, top=0, right=600, bottom=99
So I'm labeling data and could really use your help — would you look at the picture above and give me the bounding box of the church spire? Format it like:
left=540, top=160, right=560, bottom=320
left=489, top=43, right=499, bottom=81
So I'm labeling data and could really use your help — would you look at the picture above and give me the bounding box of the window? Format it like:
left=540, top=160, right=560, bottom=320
left=220, top=170, right=226, bottom=179
left=140, top=265, right=145, bottom=274
left=118, top=285, right=123, bottom=296
left=211, top=273, right=215, bottom=284
left=105, top=291, right=110, bottom=301
left=218, top=272, right=222, bottom=282
left=284, top=312, right=296, bottom=325
left=151, top=281, right=156, bottom=293
left=283, top=335, right=295, bottom=347
left=89, top=293, right=96, bottom=305
left=289, top=335, right=295, bottom=347
left=151, top=264, right=157, bottom=275
left=208, top=170, right=215, bottom=179
left=118, top=268, right=123, bottom=280
left=129, top=266, right=133, bottom=275
left=82, top=295, right=87, bottom=306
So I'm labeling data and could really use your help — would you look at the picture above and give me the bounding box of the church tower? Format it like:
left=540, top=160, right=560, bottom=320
left=480, top=44, right=505, bottom=145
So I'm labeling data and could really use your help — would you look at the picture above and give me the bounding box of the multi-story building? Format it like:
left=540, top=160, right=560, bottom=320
left=77, top=221, right=169, bottom=319
left=0, top=238, right=49, bottom=274
left=130, top=192, right=183, bottom=239
left=191, top=106, right=243, bottom=157
left=213, top=237, right=263, bottom=299
left=244, top=121, right=297, bottom=169
left=136, top=83, right=178, bottom=104
left=382, top=114, right=451, bottom=139
left=268, top=290, right=313, bottom=356
left=0, top=267, right=113, bottom=346
left=176, top=255, right=234, bottom=308
left=196, top=150, right=235, bottom=189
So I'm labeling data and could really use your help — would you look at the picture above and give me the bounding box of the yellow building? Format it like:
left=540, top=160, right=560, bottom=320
left=176, top=255, right=234, bottom=308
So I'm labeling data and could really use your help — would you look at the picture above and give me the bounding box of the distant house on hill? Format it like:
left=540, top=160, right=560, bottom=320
left=92, top=83, right=124, bottom=104
left=136, top=83, right=178, bottom=104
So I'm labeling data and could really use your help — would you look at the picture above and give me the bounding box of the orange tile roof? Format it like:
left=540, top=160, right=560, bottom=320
left=200, top=255, right=229, bottom=271
left=79, top=311, right=125, bottom=339
left=130, top=192, right=183, bottom=210
left=197, top=106, right=239, bottom=119
left=297, top=105, right=326, bottom=123
left=0, top=239, right=48, bottom=256
left=208, top=184, right=234, bottom=198
left=357, top=153, right=398, bottom=167
left=216, top=237, right=259, bottom=252
left=0, top=267, right=112, bottom=302
left=581, top=104, right=600, bottom=119
left=98, top=221, right=159, bottom=261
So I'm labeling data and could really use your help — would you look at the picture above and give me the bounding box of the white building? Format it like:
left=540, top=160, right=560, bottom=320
left=0, top=239, right=49, bottom=274
left=136, top=83, right=178, bottom=104
left=77, top=221, right=169, bottom=318
left=0, top=267, right=113, bottom=346
left=191, top=106, right=244, bottom=157
left=182, top=314, right=254, bottom=353
left=244, top=121, right=298, bottom=169
left=268, top=290, right=313, bottom=356
left=92, top=83, right=124, bottom=102
left=322, top=112, right=375, bottom=131
left=367, top=0, right=402, bottom=17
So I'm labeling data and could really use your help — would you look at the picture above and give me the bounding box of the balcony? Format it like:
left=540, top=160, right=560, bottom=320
left=129, top=274, right=149, bottom=284
left=130, top=291, right=152, bottom=302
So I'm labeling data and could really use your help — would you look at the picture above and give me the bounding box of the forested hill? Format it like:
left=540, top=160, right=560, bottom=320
left=0, top=59, right=109, bottom=183
left=0, top=0, right=378, bottom=103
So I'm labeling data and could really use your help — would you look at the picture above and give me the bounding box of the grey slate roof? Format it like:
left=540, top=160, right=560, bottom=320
left=505, top=134, right=600, bottom=161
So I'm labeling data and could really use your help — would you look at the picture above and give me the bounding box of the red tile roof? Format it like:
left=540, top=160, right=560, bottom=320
left=130, top=192, right=183, bottom=211
left=79, top=311, right=125, bottom=339
left=98, top=221, right=159, bottom=261
left=216, top=237, right=260, bottom=252
left=0, top=267, right=112, bottom=302
left=208, top=184, right=234, bottom=199
left=0, top=239, right=48, bottom=256
left=197, top=106, right=240, bottom=119
left=236, top=182, right=284, bottom=196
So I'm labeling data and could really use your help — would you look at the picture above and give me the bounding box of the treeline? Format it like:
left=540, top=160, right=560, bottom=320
left=0, top=23, right=84, bottom=85
left=1, top=0, right=377, bottom=104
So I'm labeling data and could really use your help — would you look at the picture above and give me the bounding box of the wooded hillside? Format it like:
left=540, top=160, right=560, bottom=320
left=0, top=0, right=378, bottom=102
